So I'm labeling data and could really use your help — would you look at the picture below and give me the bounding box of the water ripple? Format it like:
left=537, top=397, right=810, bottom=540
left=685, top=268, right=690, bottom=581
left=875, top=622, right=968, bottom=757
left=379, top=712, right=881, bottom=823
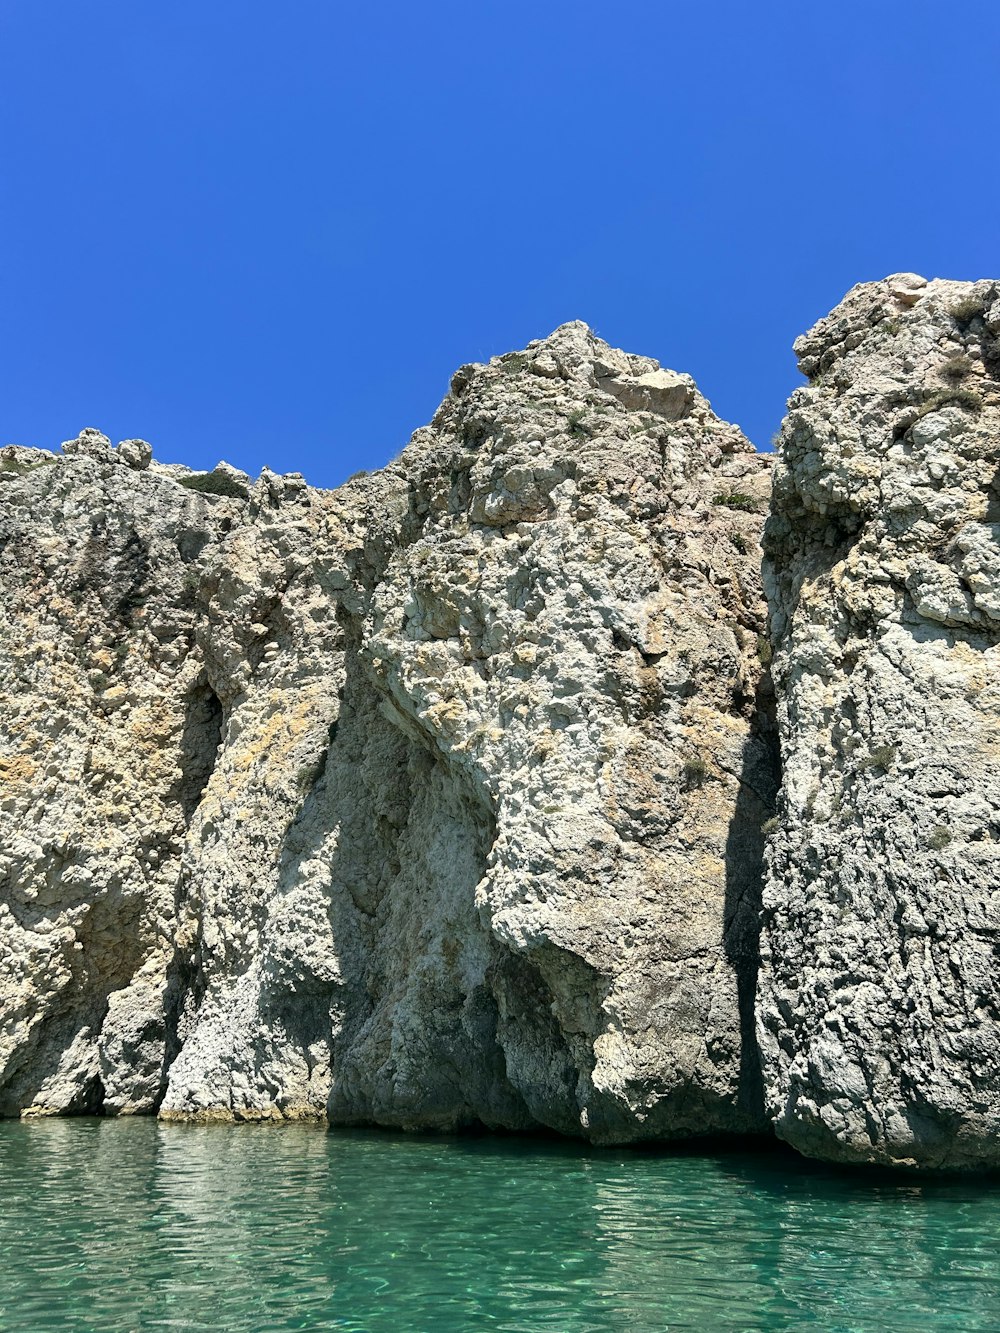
left=0, top=1120, right=998, bottom=1331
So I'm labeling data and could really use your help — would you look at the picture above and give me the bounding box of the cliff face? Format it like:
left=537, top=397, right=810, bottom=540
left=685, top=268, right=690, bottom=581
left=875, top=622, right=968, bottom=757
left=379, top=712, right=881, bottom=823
left=5, top=280, right=999, bottom=1169
left=0, top=433, right=353, bottom=1118
left=762, top=275, right=1000, bottom=1168
left=0, top=324, right=774, bottom=1142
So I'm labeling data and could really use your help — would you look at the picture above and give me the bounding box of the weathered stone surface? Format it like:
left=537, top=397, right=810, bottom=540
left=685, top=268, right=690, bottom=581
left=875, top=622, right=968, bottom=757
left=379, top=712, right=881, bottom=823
left=116, top=439, right=153, bottom=471
left=761, top=275, right=1000, bottom=1168
left=11, top=283, right=1000, bottom=1171
left=61, top=427, right=116, bottom=463
left=0, top=322, right=774, bottom=1142
left=321, top=322, right=774, bottom=1140
left=0, top=451, right=231, bottom=1116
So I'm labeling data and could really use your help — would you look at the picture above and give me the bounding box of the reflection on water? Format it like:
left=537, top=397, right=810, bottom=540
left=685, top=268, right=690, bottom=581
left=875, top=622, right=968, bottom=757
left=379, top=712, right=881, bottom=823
left=0, top=1119, right=998, bottom=1331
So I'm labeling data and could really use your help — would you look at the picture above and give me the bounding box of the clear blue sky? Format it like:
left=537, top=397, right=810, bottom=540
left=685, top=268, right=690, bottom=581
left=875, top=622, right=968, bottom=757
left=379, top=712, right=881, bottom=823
left=3, top=2, right=998, bottom=487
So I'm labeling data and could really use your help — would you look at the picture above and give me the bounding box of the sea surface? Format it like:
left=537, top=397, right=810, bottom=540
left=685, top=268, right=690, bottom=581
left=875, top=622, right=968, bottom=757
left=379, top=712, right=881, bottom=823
left=0, top=1119, right=997, bottom=1331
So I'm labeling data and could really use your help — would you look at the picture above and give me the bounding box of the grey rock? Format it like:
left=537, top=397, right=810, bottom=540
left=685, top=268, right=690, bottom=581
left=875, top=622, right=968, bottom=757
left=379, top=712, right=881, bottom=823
left=8, top=282, right=1000, bottom=1171
left=760, top=274, right=1000, bottom=1169
left=61, top=427, right=115, bottom=462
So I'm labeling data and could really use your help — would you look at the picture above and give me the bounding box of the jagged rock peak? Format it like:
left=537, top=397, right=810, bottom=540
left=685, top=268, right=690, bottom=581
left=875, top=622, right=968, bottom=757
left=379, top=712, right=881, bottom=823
left=443, top=321, right=753, bottom=442
left=792, top=272, right=999, bottom=381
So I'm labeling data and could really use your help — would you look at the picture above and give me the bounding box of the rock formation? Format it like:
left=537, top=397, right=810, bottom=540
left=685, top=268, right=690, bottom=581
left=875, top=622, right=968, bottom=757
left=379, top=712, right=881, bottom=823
left=762, top=274, right=1000, bottom=1168
left=0, top=326, right=774, bottom=1142
left=3, top=277, right=998, bottom=1170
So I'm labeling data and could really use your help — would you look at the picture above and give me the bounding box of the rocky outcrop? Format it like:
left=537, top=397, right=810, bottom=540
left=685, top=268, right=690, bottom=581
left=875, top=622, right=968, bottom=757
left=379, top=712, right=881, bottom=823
left=0, top=325, right=774, bottom=1142
left=761, top=275, right=1000, bottom=1168
left=6, top=279, right=999, bottom=1170
left=0, top=432, right=338, bottom=1117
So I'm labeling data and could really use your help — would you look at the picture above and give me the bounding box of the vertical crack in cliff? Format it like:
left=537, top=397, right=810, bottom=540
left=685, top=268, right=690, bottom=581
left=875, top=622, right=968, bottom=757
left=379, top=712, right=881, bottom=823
left=154, top=679, right=225, bottom=1109
left=175, top=679, right=223, bottom=824
left=723, top=665, right=779, bottom=1126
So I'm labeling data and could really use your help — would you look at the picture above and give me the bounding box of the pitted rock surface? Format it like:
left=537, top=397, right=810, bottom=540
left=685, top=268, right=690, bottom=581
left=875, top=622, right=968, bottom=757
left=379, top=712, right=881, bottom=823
left=15, top=281, right=999, bottom=1171
left=761, top=275, right=1000, bottom=1168
left=0, top=323, right=774, bottom=1141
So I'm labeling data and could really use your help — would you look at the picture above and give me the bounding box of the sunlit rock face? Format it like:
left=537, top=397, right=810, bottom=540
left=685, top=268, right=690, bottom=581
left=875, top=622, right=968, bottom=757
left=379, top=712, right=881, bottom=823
left=760, top=275, right=1000, bottom=1169
left=0, top=325, right=774, bottom=1143
left=14, top=279, right=1000, bottom=1171
left=0, top=436, right=348, bottom=1120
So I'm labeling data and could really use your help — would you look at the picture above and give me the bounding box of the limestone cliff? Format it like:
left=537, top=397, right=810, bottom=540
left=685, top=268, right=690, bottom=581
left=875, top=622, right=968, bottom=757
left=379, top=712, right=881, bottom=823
left=0, top=324, right=773, bottom=1142
left=7, top=280, right=998, bottom=1171
left=762, top=275, right=1000, bottom=1168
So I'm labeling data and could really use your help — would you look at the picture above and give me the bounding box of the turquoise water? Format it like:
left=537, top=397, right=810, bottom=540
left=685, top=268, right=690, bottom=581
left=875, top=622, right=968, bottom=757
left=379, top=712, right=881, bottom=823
left=0, top=1121, right=998, bottom=1331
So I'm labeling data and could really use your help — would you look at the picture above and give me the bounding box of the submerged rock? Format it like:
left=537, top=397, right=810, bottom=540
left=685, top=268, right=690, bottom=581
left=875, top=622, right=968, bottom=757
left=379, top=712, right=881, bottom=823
left=761, top=275, right=1000, bottom=1168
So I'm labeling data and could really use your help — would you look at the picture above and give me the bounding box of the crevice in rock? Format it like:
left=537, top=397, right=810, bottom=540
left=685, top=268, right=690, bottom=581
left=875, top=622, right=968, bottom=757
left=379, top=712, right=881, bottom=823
left=723, top=664, right=780, bottom=1127
left=64, top=1072, right=106, bottom=1116
left=174, top=679, right=223, bottom=824
left=985, top=462, right=1000, bottom=523
left=159, top=940, right=206, bottom=1109
left=486, top=944, right=581, bottom=1136
left=114, top=529, right=152, bottom=620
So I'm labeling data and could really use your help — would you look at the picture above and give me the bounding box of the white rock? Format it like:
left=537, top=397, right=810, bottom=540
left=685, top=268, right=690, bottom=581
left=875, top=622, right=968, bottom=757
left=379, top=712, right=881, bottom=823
left=116, top=438, right=153, bottom=470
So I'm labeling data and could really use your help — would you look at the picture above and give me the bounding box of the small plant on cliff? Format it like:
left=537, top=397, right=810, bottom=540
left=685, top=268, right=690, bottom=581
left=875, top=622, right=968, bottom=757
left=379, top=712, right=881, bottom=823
left=565, top=407, right=591, bottom=438
left=949, top=294, right=983, bottom=324
left=756, top=633, right=773, bottom=667
left=0, top=457, right=56, bottom=477
left=938, top=354, right=972, bottom=383
left=180, top=567, right=201, bottom=605
left=713, top=492, right=757, bottom=512
left=178, top=471, right=250, bottom=500
left=927, top=825, right=952, bottom=850
left=859, top=743, right=897, bottom=773
left=913, top=387, right=983, bottom=422
left=295, top=760, right=324, bottom=792
left=760, top=815, right=781, bottom=836
left=731, top=531, right=748, bottom=555
left=682, top=755, right=710, bottom=787
left=501, top=352, right=529, bottom=375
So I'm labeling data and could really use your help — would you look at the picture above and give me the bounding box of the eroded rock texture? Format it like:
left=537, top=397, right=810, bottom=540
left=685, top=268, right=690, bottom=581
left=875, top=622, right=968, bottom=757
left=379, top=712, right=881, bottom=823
left=762, top=275, right=1000, bottom=1168
left=0, top=326, right=774, bottom=1141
